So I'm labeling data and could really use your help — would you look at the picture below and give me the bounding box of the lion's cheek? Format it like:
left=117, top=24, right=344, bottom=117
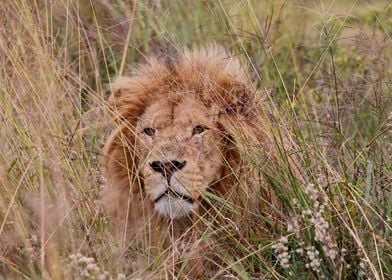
left=171, top=173, right=205, bottom=199
left=198, top=151, right=224, bottom=181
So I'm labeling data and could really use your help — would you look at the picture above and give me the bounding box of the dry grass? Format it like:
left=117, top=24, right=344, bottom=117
left=0, top=0, right=391, bottom=279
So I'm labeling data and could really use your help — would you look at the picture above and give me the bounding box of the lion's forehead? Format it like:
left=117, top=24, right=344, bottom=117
left=139, top=97, right=214, bottom=130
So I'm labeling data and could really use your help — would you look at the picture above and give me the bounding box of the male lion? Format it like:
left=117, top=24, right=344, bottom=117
left=101, top=45, right=280, bottom=276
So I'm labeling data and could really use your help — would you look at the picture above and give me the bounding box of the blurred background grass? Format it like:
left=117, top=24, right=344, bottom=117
left=0, top=0, right=391, bottom=279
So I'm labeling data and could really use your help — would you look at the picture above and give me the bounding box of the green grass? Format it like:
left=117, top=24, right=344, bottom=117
left=0, top=0, right=391, bottom=279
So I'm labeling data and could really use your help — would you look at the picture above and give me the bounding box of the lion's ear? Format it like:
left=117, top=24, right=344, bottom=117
left=223, top=83, right=256, bottom=118
left=109, top=76, right=149, bottom=123
left=218, top=80, right=265, bottom=150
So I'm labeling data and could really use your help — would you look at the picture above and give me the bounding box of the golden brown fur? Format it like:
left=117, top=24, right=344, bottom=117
left=101, top=45, right=279, bottom=276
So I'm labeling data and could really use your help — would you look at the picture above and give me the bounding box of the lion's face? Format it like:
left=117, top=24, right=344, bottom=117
left=136, top=97, right=225, bottom=219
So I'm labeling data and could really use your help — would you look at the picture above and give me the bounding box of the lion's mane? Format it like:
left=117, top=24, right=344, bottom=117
left=101, top=45, right=279, bottom=252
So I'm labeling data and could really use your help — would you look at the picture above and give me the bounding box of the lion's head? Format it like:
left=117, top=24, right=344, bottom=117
left=102, top=45, right=270, bottom=232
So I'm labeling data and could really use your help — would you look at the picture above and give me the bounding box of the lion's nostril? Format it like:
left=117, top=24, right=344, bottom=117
left=172, top=160, right=186, bottom=170
left=149, top=160, right=186, bottom=178
left=150, top=161, right=163, bottom=173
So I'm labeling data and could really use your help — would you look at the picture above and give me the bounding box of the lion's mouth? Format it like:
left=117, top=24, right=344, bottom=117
left=154, top=188, right=194, bottom=204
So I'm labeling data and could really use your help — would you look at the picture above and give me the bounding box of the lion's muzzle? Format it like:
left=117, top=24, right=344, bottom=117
left=149, top=160, right=187, bottom=181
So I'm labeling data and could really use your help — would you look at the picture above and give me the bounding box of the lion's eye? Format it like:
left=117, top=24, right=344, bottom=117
left=192, top=125, right=208, bottom=135
left=143, top=127, right=155, bottom=136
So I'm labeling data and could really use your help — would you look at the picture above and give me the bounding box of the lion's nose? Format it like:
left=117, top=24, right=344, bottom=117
left=149, top=160, right=186, bottom=178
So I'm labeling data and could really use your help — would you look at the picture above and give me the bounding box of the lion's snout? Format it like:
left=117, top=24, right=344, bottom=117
left=149, top=160, right=187, bottom=180
left=144, top=159, right=204, bottom=219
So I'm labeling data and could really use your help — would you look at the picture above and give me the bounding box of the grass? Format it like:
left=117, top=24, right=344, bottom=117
left=0, top=0, right=391, bottom=279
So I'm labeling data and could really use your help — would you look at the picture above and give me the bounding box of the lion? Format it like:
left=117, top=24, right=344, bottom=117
left=101, top=45, right=282, bottom=277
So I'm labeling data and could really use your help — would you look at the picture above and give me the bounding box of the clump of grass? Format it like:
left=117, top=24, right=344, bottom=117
left=0, top=0, right=391, bottom=279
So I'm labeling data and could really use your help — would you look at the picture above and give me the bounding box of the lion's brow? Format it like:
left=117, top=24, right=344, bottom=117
left=140, top=116, right=172, bottom=126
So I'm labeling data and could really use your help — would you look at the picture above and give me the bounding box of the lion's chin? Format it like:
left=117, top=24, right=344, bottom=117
left=154, top=197, right=197, bottom=219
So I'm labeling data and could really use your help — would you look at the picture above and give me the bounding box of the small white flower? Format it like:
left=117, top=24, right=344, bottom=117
left=296, top=248, right=304, bottom=254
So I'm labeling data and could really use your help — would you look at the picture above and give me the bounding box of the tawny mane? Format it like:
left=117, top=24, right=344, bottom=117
left=110, top=45, right=256, bottom=122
